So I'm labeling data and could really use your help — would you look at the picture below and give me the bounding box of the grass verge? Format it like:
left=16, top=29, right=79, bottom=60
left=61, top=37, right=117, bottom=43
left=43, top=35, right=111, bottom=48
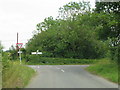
left=86, top=58, right=119, bottom=84
left=2, top=61, right=36, bottom=88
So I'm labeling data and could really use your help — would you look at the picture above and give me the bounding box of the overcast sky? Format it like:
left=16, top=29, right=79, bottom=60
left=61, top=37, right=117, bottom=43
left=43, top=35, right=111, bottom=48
left=0, top=0, right=95, bottom=51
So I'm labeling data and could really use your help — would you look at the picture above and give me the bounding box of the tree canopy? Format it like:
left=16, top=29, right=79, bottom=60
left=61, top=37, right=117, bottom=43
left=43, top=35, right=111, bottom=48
left=26, top=1, right=119, bottom=61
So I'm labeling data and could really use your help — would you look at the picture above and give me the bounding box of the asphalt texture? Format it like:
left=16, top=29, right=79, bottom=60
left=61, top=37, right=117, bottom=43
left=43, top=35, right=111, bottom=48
left=26, top=65, right=118, bottom=88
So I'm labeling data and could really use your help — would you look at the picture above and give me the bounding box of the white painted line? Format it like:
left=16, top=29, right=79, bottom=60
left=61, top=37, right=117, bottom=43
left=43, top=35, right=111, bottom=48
left=61, top=69, right=65, bottom=72
left=33, top=66, right=35, bottom=68
left=57, top=68, right=60, bottom=69
left=56, top=67, right=60, bottom=69
left=38, top=66, right=40, bottom=68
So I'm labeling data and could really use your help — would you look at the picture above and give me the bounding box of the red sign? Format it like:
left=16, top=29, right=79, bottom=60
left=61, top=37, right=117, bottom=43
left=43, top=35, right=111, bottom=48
left=16, top=43, right=23, bottom=49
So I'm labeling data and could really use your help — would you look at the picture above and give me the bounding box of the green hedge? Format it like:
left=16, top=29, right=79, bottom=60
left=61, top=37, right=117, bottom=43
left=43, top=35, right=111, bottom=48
left=109, top=46, right=119, bottom=63
left=26, top=55, right=98, bottom=65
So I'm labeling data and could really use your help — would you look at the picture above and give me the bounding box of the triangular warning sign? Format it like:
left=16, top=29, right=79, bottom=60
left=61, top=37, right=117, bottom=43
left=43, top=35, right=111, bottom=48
left=16, top=43, right=23, bottom=49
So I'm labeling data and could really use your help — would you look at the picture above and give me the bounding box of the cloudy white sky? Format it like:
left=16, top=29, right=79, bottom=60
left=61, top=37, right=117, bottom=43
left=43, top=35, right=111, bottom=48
left=0, top=0, right=95, bottom=51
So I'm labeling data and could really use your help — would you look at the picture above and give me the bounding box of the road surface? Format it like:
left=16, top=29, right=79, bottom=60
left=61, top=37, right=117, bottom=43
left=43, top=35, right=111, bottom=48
left=26, top=65, right=118, bottom=88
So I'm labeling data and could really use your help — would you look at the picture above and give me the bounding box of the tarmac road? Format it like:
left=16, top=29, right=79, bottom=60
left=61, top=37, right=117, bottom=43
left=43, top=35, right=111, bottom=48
left=26, top=65, right=118, bottom=88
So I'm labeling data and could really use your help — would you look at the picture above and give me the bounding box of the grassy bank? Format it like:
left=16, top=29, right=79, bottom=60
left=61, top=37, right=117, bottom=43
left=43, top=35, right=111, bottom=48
left=86, top=58, right=119, bottom=84
left=2, top=61, right=36, bottom=88
left=26, top=56, right=98, bottom=65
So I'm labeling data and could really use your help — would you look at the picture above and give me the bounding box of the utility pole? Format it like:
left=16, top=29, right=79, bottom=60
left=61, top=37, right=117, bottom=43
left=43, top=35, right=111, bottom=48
left=17, top=32, right=18, bottom=44
left=16, top=32, right=18, bottom=49
left=16, top=32, right=19, bottom=57
left=16, top=32, right=23, bottom=64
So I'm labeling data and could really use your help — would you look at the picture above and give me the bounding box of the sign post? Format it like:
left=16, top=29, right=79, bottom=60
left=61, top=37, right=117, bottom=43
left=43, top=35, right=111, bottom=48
left=31, top=50, right=42, bottom=55
left=18, top=50, right=22, bottom=64
left=16, top=43, right=23, bottom=64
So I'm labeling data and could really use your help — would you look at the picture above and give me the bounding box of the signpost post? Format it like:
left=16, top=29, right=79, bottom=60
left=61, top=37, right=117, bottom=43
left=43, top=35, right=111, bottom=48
left=16, top=43, right=23, bottom=64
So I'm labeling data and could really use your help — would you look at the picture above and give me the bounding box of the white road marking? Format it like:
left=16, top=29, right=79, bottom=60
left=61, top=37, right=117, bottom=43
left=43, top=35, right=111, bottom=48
left=38, top=66, right=40, bottom=68
left=61, top=69, right=65, bottom=72
left=56, top=67, right=64, bottom=72
left=56, top=67, right=60, bottom=69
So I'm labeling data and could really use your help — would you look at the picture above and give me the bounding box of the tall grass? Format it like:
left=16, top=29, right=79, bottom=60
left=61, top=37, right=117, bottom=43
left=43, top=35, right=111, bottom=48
left=2, top=61, right=36, bottom=88
left=86, top=58, right=118, bottom=84
left=0, top=53, right=2, bottom=89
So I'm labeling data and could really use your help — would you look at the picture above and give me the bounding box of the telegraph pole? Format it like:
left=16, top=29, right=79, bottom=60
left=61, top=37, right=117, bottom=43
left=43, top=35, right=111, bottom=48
left=16, top=32, right=19, bottom=57
left=16, top=32, right=23, bottom=64
left=16, top=32, right=18, bottom=49
left=17, top=32, right=18, bottom=45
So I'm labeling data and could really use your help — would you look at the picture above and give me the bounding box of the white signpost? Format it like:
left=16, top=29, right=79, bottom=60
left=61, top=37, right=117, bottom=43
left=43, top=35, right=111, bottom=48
left=37, top=52, right=42, bottom=54
left=18, top=51, right=22, bottom=54
left=31, top=50, right=42, bottom=55
left=16, top=43, right=23, bottom=64
left=31, top=52, right=37, bottom=55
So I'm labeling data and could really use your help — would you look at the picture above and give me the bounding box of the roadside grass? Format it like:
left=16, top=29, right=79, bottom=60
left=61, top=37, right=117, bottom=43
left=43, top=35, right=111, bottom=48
left=86, top=58, right=119, bottom=84
left=26, top=56, right=98, bottom=65
left=0, top=62, right=1, bottom=89
left=2, top=61, right=36, bottom=88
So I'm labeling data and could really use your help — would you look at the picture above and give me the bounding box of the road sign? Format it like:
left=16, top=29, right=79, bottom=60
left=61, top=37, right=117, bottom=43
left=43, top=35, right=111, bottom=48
left=31, top=52, right=42, bottom=55
left=18, top=51, right=22, bottom=53
left=16, top=43, right=23, bottom=49
left=31, top=52, right=37, bottom=54
left=37, top=52, right=42, bottom=54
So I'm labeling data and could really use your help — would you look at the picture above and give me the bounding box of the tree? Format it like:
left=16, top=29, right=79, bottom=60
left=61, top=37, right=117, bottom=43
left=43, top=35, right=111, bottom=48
left=95, top=2, right=120, bottom=41
left=8, top=45, right=17, bottom=60
left=95, top=1, right=120, bottom=62
left=26, top=1, right=112, bottom=59
left=58, top=1, right=91, bottom=20
left=95, top=1, right=120, bottom=14
left=36, top=16, right=56, bottom=32
left=0, top=41, right=3, bottom=62
left=0, top=41, right=3, bottom=52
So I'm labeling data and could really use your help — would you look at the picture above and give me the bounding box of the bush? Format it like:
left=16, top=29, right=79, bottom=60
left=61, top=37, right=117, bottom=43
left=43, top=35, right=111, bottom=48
left=2, top=52, right=11, bottom=70
left=109, top=46, right=119, bottom=63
